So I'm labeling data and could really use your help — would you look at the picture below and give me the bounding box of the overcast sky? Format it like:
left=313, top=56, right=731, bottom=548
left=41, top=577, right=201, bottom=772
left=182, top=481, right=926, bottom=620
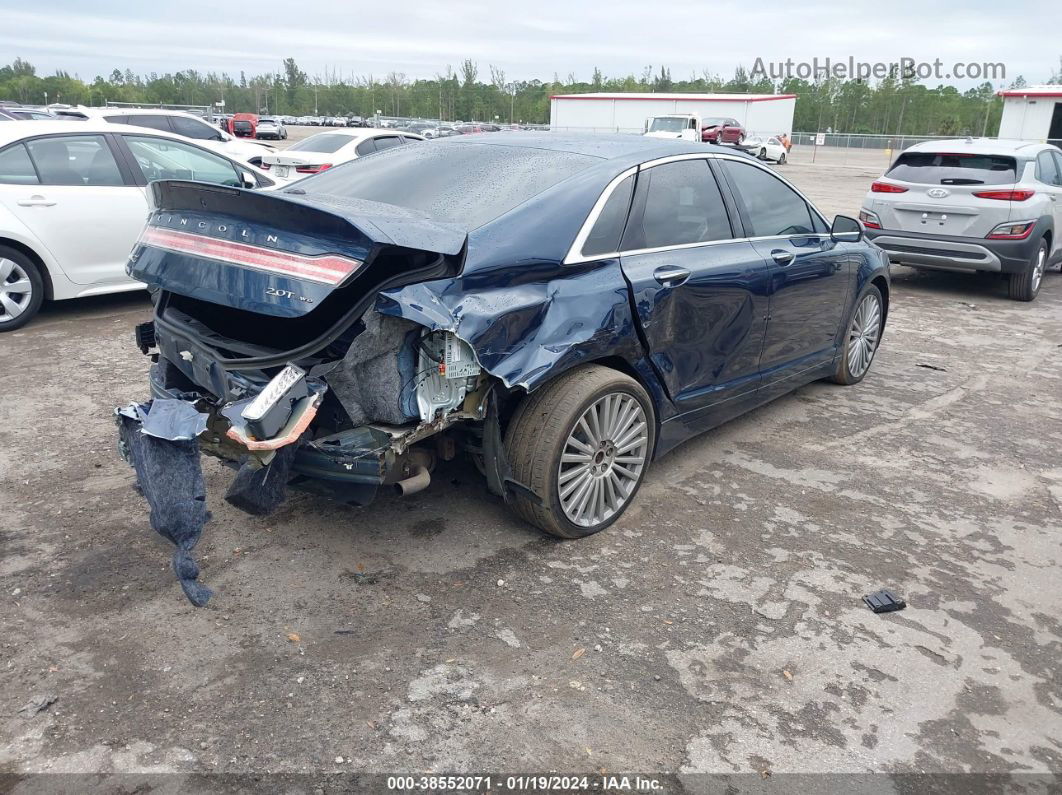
left=3, top=0, right=1056, bottom=87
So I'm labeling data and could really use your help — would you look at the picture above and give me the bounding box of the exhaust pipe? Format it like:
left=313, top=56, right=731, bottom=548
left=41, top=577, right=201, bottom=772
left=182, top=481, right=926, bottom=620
left=394, top=464, right=430, bottom=496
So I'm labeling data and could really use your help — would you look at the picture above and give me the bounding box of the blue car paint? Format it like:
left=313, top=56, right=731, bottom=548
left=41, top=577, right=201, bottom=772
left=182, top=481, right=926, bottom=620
left=132, top=135, right=888, bottom=475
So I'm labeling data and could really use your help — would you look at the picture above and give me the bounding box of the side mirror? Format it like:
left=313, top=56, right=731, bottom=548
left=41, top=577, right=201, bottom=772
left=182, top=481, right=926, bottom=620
left=240, top=171, right=257, bottom=189
left=831, top=215, right=862, bottom=243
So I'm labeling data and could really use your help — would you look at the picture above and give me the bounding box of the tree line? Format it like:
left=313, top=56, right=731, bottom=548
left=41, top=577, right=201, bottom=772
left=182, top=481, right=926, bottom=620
left=2, top=56, right=1060, bottom=135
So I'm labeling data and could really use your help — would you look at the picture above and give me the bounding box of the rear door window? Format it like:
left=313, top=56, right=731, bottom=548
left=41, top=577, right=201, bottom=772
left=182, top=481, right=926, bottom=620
left=1036, top=151, right=1061, bottom=186
left=355, top=138, right=377, bottom=156
left=26, top=135, right=125, bottom=186
left=373, top=136, right=403, bottom=151
left=119, top=114, right=175, bottom=133
left=0, top=143, right=39, bottom=184
left=123, top=135, right=241, bottom=186
left=622, top=159, right=733, bottom=250
left=170, top=115, right=219, bottom=140
left=722, top=160, right=816, bottom=237
left=885, top=152, right=1017, bottom=185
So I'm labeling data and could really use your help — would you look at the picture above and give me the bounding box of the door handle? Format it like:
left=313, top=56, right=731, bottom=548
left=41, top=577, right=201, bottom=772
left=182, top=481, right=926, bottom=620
left=17, top=195, right=56, bottom=207
left=653, top=265, right=691, bottom=286
left=771, top=249, right=795, bottom=266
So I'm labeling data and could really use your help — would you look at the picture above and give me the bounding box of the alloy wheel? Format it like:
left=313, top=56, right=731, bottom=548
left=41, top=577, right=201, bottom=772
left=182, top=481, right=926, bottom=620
left=1032, top=244, right=1046, bottom=293
left=0, top=258, right=32, bottom=323
left=846, top=292, right=882, bottom=379
left=557, top=392, right=649, bottom=529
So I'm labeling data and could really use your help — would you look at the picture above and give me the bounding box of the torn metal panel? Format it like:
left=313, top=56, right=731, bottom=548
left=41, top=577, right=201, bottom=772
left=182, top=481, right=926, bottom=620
left=376, top=260, right=651, bottom=395
left=117, top=398, right=208, bottom=441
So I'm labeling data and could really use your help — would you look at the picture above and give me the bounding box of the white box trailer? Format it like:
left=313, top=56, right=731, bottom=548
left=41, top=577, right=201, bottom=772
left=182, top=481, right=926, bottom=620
left=997, top=86, right=1062, bottom=144
left=549, top=92, right=797, bottom=138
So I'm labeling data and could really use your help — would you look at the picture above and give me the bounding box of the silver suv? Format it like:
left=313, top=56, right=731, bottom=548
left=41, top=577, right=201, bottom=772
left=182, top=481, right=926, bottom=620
left=860, top=139, right=1062, bottom=301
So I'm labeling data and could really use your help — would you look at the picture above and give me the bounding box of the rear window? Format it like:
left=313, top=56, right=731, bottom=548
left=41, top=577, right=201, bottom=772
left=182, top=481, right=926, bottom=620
left=886, top=152, right=1017, bottom=185
left=289, top=142, right=597, bottom=229
left=288, top=133, right=354, bottom=154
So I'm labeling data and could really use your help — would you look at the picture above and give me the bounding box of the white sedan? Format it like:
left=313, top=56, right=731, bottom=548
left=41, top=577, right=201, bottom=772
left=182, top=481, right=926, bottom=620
left=260, top=129, right=424, bottom=183
left=0, top=121, right=273, bottom=331
left=742, top=136, right=788, bottom=164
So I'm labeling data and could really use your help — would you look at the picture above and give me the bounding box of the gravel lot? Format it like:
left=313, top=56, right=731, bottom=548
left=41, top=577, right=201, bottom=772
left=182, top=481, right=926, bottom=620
left=1, top=141, right=1061, bottom=787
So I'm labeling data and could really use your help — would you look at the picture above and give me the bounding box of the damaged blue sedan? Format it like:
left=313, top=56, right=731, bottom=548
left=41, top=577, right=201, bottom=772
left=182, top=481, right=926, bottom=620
left=120, top=135, right=889, bottom=603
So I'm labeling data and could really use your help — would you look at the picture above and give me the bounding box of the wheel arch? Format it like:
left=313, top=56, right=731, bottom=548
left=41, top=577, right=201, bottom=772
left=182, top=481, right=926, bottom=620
left=0, top=236, right=54, bottom=301
left=870, top=274, right=890, bottom=331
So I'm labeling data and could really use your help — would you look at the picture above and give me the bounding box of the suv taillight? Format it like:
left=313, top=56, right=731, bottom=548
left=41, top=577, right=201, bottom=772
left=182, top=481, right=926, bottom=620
left=858, top=209, right=882, bottom=229
left=986, top=220, right=1036, bottom=240
left=973, top=189, right=1034, bottom=201
left=871, top=181, right=907, bottom=193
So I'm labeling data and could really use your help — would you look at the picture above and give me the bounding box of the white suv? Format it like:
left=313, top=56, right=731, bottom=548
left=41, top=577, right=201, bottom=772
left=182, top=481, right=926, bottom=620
left=81, top=109, right=276, bottom=167
left=860, top=139, right=1062, bottom=301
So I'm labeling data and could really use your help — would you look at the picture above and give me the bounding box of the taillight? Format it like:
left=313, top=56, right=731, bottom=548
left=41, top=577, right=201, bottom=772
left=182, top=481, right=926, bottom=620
left=295, top=163, right=332, bottom=174
left=973, top=189, right=1034, bottom=201
left=871, top=181, right=907, bottom=193
left=260, top=162, right=271, bottom=170
left=858, top=209, right=882, bottom=230
left=139, top=227, right=362, bottom=285
left=986, top=220, right=1036, bottom=240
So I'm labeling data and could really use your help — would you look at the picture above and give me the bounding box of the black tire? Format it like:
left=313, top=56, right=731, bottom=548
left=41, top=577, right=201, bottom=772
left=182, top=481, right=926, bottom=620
left=778, top=152, right=787, bottom=165
left=1007, top=239, right=1047, bottom=302
left=831, top=284, right=884, bottom=385
left=759, top=148, right=767, bottom=159
left=504, top=365, right=655, bottom=539
left=0, top=246, right=44, bottom=332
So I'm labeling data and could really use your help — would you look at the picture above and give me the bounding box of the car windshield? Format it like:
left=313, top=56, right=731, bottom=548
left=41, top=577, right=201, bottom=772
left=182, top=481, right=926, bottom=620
left=703, top=118, right=726, bottom=126
left=886, top=152, right=1018, bottom=185
left=289, top=142, right=597, bottom=229
left=288, top=133, right=354, bottom=154
left=648, top=117, right=686, bottom=133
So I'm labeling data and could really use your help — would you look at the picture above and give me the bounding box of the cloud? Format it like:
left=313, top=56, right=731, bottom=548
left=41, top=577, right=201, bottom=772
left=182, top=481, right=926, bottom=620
left=2, top=0, right=1054, bottom=85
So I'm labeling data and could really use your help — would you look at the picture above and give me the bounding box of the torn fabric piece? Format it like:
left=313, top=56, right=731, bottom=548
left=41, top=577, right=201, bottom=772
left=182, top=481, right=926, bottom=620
left=224, top=439, right=302, bottom=516
left=324, top=311, right=421, bottom=425
left=117, top=405, right=213, bottom=607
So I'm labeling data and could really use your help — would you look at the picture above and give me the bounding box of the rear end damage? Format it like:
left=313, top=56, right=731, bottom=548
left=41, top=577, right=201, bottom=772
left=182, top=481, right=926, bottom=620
left=118, top=181, right=514, bottom=604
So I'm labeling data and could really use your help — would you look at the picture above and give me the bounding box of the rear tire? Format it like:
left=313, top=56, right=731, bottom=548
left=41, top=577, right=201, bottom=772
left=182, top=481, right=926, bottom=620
left=778, top=152, right=787, bottom=165
left=1008, top=239, right=1047, bottom=302
left=831, top=285, right=883, bottom=385
left=0, top=246, right=44, bottom=332
left=504, top=365, right=655, bottom=538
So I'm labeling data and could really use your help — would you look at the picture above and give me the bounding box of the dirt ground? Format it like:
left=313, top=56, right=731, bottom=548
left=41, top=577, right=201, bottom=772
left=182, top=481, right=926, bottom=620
left=1, top=145, right=1061, bottom=790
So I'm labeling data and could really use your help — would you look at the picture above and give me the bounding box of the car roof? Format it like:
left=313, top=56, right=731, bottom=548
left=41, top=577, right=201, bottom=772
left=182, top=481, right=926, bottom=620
left=432, top=132, right=734, bottom=164
left=297, top=127, right=424, bottom=141
left=904, top=138, right=1056, bottom=157
left=80, top=108, right=208, bottom=119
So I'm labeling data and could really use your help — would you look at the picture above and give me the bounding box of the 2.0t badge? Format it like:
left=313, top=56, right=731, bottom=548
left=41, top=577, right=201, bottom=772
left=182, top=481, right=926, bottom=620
left=265, top=286, right=314, bottom=303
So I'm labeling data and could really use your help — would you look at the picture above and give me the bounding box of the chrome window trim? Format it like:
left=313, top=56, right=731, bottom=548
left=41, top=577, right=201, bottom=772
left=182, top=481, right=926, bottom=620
left=564, top=152, right=831, bottom=265
left=565, top=166, right=638, bottom=265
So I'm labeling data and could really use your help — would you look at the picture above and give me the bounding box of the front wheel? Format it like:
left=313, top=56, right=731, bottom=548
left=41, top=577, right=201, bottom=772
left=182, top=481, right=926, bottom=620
left=0, top=247, right=44, bottom=332
left=504, top=365, right=655, bottom=538
left=777, top=151, right=787, bottom=164
left=1008, top=239, right=1047, bottom=302
left=831, top=285, right=883, bottom=385
left=758, top=148, right=767, bottom=159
